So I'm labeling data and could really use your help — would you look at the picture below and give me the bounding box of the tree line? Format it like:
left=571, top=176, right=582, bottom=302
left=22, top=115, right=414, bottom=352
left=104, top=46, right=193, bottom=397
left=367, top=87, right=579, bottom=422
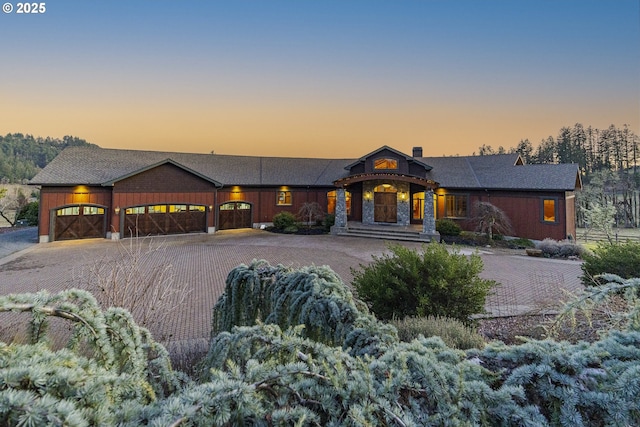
left=476, top=123, right=640, bottom=228
left=0, top=133, right=97, bottom=184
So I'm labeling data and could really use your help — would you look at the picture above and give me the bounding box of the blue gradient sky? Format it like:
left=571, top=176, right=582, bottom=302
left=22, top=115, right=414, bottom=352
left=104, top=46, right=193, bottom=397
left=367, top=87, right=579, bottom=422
left=1, top=1, right=638, bottom=157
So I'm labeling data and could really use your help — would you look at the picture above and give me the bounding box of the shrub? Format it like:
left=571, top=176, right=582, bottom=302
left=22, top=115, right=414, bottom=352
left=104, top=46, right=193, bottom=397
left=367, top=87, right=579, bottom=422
left=16, top=201, right=38, bottom=226
left=537, top=238, right=585, bottom=259
left=506, top=237, right=535, bottom=249
left=323, top=213, right=335, bottom=232
left=436, top=218, right=461, bottom=236
left=581, top=241, right=640, bottom=286
left=272, top=211, right=297, bottom=230
left=351, top=244, right=497, bottom=324
left=390, top=315, right=486, bottom=350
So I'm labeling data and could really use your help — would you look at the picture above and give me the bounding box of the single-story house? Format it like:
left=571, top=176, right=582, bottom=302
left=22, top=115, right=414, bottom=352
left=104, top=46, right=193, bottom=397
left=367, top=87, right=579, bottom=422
left=30, top=145, right=581, bottom=243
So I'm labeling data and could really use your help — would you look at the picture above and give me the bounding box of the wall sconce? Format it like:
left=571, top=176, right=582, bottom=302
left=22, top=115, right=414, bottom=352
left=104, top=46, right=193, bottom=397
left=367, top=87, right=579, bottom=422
left=114, top=207, right=120, bottom=214
left=364, top=191, right=373, bottom=202
left=209, top=205, right=214, bottom=211
left=399, top=192, right=408, bottom=203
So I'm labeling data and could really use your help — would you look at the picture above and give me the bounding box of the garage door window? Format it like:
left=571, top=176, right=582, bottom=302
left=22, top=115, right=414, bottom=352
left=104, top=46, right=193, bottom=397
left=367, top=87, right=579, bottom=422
left=149, top=205, right=167, bottom=213
left=169, top=204, right=187, bottom=212
left=190, top=205, right=206, bottom=212
left=83, top=207, right=104, bottom=215
left=57, top=207, right=80, bottom=216
left=126, top=206, right=145, bottom=214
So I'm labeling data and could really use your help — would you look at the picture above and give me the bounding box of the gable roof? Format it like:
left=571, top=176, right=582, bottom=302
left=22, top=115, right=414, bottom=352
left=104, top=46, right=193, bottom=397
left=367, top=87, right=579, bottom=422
left=344, top=145, right=433, bottom=171
left=30, top=146, right=581, bottom=192
left=30, top=146, right=353, bottom=187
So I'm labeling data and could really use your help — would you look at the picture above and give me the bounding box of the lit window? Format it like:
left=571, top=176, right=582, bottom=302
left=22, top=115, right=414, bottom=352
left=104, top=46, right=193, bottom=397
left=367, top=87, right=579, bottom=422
left=56, top=206, right=80, bottom=216
left=125, top=206, right=145, bottom=214
left=327, top=190, right=351, bottom=215
left=374, top=158, right=398, bottom=170
left=220, top=203, right=235, bottom=211
left=373, top=184, right=397, bottom=193
left=148, top=205, right=167, bottom=213
left=543, top=199, right=556, bottom=222
left=444, top=195, right=468, bottom=218
left=189, top=205, right=206, bottom=212
left=277, top=191, right=292, bottom=206
left=169, top=205, right=187, bottom=213
left=83, top=206, right=104, bottom=215
left=412, top=193, right=424, bottom=219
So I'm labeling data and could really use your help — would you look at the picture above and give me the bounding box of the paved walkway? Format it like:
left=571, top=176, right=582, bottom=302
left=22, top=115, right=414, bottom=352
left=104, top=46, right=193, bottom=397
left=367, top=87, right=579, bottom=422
left=0, top=229, right=583, bottom=346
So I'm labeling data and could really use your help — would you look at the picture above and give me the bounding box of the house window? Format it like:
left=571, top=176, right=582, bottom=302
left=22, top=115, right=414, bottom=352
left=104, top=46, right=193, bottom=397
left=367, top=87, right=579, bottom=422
left=327, top=190, right=351, bottom=215
left=444, top=195, right=468, bottom=218
left=412, top=192, right=424, bottom=219
left=542, top=199, right=557, bottom=222
left=373, top=158, right=398, bottom=170
left=277, top=190, right=292, bottom=206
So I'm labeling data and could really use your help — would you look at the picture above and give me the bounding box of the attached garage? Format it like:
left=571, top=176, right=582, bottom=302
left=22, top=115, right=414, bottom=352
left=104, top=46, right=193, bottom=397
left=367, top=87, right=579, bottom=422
left=218, top=202, right=252, bottom=230
left=122, top=204, right=207, bottom=237
left=53, top=205, right=106, bottom=241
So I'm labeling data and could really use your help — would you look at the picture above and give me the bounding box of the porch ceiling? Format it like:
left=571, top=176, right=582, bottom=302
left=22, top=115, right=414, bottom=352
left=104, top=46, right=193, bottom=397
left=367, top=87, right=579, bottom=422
left=334, top=173, right=438, bottom=188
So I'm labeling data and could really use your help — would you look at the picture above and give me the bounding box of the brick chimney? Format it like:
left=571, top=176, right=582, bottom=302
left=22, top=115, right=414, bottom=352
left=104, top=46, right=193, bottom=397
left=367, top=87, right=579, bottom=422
left=412, top=146, right=423, bottom=157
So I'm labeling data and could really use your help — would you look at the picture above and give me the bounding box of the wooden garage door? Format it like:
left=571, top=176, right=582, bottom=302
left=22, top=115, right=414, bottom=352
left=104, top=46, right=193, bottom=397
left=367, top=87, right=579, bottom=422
left=54, top=206, right=106, bottom=241
left=218, top=202, right=252, bottom=230
left=123, top=204, right=206, bottom=237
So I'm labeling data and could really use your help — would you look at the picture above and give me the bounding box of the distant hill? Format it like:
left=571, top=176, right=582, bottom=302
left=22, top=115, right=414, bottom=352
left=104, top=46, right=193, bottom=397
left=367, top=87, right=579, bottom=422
left=0, top=133, right=98, bottom=183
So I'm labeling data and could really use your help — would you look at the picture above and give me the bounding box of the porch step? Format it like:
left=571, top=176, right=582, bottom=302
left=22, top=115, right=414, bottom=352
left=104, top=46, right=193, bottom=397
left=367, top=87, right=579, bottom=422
left=336, top=225, right=431, bottom=242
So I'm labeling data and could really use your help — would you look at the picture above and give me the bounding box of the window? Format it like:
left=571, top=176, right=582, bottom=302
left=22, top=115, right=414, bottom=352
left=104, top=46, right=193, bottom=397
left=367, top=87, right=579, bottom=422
left=277, top=190, right=292, bottom=206
left=444, top=195, right=468, bottom=218
left=83, top=206, right=104, bottom=215
left=373, top=184, right=397, bottom=193
left=169, top=205, right=187, bottom=213
left=125, top=206, right=145, bottom=215
left=189, top=205, right=206, bottom=212
left=56, top=206, right=79, bottom=216
left=412, top=192, right=424, bottom=220
left=327, top=190, right=351, bottom=215
left=542, top=199, right=557, bottom=222
left=373, top=158, right=398, bottom=170
left=148, top=205, right=167, bottom=213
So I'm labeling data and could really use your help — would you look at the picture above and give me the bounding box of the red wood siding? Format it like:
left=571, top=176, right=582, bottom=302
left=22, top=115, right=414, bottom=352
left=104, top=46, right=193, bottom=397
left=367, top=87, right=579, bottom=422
left=38, top=186, right=112, bottom=237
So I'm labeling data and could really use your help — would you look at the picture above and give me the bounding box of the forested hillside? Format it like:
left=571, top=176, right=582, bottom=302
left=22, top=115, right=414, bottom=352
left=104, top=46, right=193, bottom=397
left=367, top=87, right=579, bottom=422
left=478, top=123, right=640, bottom=228
left=0, top=133, right=97, bottom=183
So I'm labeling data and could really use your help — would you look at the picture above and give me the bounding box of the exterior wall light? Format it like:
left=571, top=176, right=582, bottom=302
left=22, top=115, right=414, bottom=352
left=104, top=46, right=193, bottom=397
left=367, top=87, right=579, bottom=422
left=114, top=207, right=120, bottom=214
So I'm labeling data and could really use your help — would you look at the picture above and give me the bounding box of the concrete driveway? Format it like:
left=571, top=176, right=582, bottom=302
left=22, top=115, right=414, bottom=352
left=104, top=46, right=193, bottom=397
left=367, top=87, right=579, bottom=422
left=0, top=229, right=583, bottom=347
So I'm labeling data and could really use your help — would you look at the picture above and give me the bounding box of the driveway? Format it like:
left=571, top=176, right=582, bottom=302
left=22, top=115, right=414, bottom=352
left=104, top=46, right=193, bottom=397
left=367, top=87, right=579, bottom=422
left=0, top=229, right=583, bottom=347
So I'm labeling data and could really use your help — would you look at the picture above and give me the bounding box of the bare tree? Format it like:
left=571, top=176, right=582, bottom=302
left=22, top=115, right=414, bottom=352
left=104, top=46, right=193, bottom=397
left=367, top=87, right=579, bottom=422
left=297, top=202, right=324, bottom=229
left=471, top=201, right=513, bottom=241
left=77, top=237, right=191, bottom=341
left=0, top=186, right=28, bottom=226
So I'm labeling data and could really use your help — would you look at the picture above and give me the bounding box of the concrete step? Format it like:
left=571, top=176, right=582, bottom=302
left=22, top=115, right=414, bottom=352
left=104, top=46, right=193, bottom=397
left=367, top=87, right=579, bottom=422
left=336, top=226, right=430, bottom=242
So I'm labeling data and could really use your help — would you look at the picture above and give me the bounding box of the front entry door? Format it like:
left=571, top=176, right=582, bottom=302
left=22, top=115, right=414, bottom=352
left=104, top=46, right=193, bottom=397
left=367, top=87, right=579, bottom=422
left=374, top=192, right=397, bottom=223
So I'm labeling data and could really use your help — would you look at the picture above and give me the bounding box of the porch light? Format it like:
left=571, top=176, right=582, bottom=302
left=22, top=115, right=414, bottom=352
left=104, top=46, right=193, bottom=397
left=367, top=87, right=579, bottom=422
left=114, top=207, right=120, bottom=214
left=209, top=205, right=214, bottom=211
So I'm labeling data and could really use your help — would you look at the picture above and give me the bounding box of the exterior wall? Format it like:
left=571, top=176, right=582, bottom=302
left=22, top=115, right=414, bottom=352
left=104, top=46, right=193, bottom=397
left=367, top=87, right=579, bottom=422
left=112, top=164, right=218, bottom=235
left=363, top=148, right=410, bottom=174
left=217, top=186, right=333, bottom=226
left=436, top=189, right=573, bottom=241
left=38, top=186, right=112, bottom=240
left=362, top=180, right=411, bottom=226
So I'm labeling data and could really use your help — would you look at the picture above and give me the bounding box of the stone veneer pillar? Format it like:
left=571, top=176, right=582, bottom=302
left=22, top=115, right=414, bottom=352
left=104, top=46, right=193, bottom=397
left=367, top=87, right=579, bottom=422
left=330, top=188, right=348, bottom=234
left=420, top=189, right=440, bottom=242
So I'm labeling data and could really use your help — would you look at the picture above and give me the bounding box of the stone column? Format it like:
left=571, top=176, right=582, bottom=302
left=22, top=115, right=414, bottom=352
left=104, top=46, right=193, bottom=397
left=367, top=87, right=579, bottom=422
left=330, top=188, right=348, bottom=234
left=421, top=189, right=440, bottom=242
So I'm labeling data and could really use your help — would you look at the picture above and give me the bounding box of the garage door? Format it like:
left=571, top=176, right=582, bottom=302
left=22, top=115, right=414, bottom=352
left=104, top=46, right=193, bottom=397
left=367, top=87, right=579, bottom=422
left=123, top=204, right=206, bottom=237
left=54, top=205, right=106, bottom=241
left=218, top=202, right=252, bottom=230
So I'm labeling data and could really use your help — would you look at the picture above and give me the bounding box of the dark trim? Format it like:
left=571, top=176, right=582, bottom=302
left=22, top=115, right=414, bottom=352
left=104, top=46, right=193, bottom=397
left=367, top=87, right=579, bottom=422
left=334, top=173, right=438, bottom=188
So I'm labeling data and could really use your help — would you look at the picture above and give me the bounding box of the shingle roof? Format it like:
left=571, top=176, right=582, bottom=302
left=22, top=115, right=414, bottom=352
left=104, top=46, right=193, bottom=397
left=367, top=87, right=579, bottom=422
left=30, top=146, right=352, bottom=187
left=422, top=154, right=580, bottom=191
left=31, top=146, right=580, bottom=192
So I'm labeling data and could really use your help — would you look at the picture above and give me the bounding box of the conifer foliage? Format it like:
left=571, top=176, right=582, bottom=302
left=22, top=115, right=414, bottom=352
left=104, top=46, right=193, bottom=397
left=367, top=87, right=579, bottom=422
left=2, top=264, right=640, bottom=425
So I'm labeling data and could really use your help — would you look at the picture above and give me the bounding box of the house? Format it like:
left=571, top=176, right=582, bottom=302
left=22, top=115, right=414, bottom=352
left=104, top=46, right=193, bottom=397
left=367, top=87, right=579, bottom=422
left=30, top=145, right=581, bottom=243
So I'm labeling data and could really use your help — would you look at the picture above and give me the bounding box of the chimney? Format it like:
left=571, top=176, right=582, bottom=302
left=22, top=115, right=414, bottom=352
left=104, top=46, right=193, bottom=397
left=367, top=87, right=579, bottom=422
left=412, top=146, right=423, bottom=158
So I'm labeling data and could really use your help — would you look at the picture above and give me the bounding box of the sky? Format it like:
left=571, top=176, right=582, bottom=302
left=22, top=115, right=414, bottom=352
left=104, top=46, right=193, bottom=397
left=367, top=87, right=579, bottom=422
left=1, top=0, right=638, bottom=158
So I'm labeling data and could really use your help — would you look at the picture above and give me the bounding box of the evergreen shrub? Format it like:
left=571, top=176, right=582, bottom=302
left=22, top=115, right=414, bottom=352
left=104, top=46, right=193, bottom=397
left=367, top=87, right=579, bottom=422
left=436, top=218, right=461, bottom=236
left=351, top=244, right=497, bottom=324
left=537, top=238, right=586, bottom=259
left=581, top=241, right=640, bottom=286
left=323, top=213, right=335, bottom=232
left=16, top=201, right=38, bottom=226
left=272, top=211, right=297, bottom=230
left=390, top=315, right=486, bottom=349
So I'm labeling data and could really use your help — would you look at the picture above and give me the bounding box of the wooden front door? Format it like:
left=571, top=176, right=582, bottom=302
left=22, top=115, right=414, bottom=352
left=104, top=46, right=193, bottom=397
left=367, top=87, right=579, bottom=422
left=374, top=192, right=397, bottom=223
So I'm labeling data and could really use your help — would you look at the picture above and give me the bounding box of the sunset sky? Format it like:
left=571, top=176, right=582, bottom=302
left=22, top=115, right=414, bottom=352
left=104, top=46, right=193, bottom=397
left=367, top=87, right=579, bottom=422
left=1, top=1, right=638, bottom=158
